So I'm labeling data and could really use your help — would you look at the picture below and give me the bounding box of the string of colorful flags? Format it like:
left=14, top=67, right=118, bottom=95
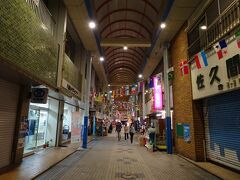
left=110, top=77, right=157, bottom=98
left=179, top=28, right=240, bottom=76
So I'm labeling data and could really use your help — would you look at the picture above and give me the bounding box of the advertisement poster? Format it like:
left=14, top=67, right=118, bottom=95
left=71, top=111, right=82, bottom=143
left=183, top=124, right=190, bottom=143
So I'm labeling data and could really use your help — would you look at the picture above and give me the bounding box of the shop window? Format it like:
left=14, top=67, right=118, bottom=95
left=24, top=97, right=59, bottom=154
left=65, top=31, right=76, bottom=62
left=206, top=0, right=219, bottom=26
left=62, top=104, right=77, bottom=143
left=188, top=24, right=201, bottom=57
left=219, top=0, right=235, bottom=13
left=199, top=17, right=207, bottom=49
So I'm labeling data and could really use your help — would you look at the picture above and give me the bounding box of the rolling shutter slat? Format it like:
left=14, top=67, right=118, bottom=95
left=204, top=90, right=240, bottom=171
left=0, top=78, right=19, bottom=169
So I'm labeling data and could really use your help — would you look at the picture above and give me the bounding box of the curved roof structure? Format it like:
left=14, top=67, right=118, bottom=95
left=91, top=0, right=167, bottom=85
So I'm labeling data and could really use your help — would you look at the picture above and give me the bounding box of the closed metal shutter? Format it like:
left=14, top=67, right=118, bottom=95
left=0, top=78, right=19, bottom=169
left=204, top=90, right=240, bottom=171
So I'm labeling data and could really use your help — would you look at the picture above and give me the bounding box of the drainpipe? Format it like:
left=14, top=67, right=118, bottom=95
left=163, top=44, right=173, bottom=154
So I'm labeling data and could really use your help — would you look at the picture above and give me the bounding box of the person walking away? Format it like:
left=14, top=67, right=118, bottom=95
left=129, top=123, right=135, bottom=144
left=124, top=124, right=129, bottom=140
left=116, top=121, right=122, bottom=141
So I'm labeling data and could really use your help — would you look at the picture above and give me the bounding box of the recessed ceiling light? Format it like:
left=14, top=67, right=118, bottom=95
left=200, top=25, right=207, bottom=30
left=89, top=21, right=96, bottom=29
left=160, top=22, right=166, bottom=29
left=138, top=74, right=143, bottom=78
left=99, top=57, right=104, bottom=61
left=108, top=84, right=110, bottom=87
left=123, top=46, right=128, bottom=50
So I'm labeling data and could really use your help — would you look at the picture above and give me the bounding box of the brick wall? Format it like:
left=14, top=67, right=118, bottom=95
left=171, top=23, right=204, bottom=161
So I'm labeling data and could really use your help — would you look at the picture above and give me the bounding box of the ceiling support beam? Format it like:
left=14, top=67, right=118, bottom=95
left=101, top=38, right=151, bottom=47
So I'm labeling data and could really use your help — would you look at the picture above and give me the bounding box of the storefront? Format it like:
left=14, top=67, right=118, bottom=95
left=0, top=78, right=20, bottom=169
left=62, top=103, right=77, bottom=144
left=24, top=97, right=59, bottom=154
left=191, top=34, right=240, bottom=170
left=203, top=90, right=240, bottom=171
left=144, top=73, right=174, bottom=151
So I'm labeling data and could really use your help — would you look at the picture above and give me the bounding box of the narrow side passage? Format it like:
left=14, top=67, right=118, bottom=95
left=35, top=133, right=219, bottom=180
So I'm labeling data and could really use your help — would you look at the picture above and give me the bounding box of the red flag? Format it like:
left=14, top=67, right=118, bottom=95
left=121, top=86, right=125, bottom=96
left=179, top=60, right=189, bottom=76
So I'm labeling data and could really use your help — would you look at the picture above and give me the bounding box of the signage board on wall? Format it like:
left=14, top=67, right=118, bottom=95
left=191, top=38, right=240, bottom=100
left=31, top=88, right=48, bottom=104
left=62, top=78, right=80, bottom=97
left=183, top=124, right=190, bottom=143
left=71, top=111, right=82, bottom=143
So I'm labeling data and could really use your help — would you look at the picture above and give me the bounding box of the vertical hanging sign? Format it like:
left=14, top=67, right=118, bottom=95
left=153, top=74, right=163, bottom=110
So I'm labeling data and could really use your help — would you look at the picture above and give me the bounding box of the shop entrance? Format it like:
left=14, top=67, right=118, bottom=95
left=24, top=97, right=59, bottom=155
left=24, top=108, right=48, bottom=154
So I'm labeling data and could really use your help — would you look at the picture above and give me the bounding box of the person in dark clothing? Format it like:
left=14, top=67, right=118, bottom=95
left=129, top=123, right=135, bottom=143
left=108, top=123, right=113, bottom=133
left=124, top=124, right=129, bottom=140
left=116, top=121, right=122, bottom=141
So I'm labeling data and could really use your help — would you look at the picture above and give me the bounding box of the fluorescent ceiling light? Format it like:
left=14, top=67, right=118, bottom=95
left=160, top=23, right=166, bottom=29
left=89, top=21, right=96, bottom=29
left=100, top=57, right=104, bottom=62
left=200, top=25, right=207, bottom=30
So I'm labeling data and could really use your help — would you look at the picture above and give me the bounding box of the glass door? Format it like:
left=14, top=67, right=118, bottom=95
left=36, top=110, right=48, bottom=147
left=24, top=108, right=49, bottom=154
left=24, top=109, right=39, bottom=154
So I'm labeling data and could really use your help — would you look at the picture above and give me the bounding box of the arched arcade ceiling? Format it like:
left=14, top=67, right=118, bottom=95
left=91, top=0, right=167, bottom=85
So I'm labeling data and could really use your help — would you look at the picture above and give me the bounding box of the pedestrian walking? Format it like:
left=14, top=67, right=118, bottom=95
left=129, top=123, right=135, bottom=144
left=116, top=121, right=122, bottom=141
left=124, top=124, right=129, bottom=140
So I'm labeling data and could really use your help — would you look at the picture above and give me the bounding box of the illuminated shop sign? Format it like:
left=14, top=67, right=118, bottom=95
left=153, top=75, right=163, bottom=110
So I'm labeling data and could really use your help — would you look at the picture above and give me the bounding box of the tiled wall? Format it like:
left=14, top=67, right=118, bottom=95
left=63, top=54, right=82, bottom=92
left=0, top=0, right=58, bottom=87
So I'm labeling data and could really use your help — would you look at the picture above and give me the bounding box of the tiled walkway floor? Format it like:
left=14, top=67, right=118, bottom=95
left=0, top=137, right=93, bottom=180
left=35, top=133, right=220, bottom=180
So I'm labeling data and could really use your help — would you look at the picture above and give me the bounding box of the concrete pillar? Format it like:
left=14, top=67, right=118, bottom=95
left=51, top=1, right=67, bottom=88
left=82, top=56, right=92, bottom=148
left=56, top=100, right=64, bottom=147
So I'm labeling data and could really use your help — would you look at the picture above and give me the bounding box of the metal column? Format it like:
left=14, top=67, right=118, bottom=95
left=163, top=44, right=173, bottom=154
left=82, top=56, right=92, bottom=149
left=142, top=82, right=146, bottom=121
left=93, top=116, right=96, bottom=136
left=82, top=116, right=88, bottom=149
